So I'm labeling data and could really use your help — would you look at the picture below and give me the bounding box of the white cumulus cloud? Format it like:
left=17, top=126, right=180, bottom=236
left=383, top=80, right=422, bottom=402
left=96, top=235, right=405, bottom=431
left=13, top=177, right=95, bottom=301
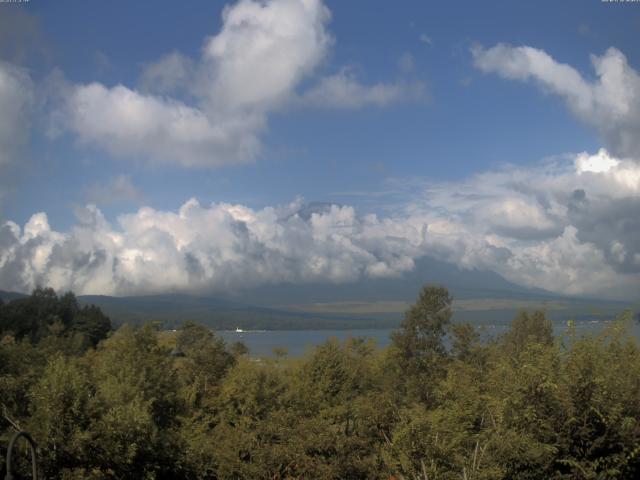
left=1, top=149, right=639, bottom=300
left=59, top=82, right=263, bottom=167
left=53, top=0, right=416, bottom=168
left=412, top=148, right=640, bottom=297
left=0, top=199, right=426, bottom=295
left=473, top=44, right=640, bottom=160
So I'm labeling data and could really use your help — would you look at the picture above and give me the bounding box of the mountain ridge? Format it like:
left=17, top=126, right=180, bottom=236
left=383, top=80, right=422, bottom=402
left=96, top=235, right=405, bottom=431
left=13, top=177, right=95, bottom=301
left=1, top=255, right=633, bottom=330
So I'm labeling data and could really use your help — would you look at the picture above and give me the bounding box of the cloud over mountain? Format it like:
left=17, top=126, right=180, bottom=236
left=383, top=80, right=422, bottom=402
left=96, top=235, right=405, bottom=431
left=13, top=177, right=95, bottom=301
left=1, top=150, right=638, bottom=299
left=0, top=199, right=425, bottom=296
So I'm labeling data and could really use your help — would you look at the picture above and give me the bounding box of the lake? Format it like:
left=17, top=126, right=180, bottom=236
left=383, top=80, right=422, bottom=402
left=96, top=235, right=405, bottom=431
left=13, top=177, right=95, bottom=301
left=218, top=319, right=640, bottom=357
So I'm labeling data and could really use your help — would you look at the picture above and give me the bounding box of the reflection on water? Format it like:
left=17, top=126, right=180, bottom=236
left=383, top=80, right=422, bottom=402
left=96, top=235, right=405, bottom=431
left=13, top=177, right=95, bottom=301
left=218, top=320, right=640, bottom=357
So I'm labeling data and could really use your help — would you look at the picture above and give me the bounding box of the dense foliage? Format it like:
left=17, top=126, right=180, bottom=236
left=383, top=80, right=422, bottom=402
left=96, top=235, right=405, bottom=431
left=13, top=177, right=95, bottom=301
left=0, top=287, right=111, bottom=350
left=1, top=286, right=639, bottom=479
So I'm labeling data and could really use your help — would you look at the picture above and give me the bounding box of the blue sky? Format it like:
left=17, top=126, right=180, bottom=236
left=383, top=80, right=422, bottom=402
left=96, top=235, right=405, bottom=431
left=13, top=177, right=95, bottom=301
left=1, top=0, right=639, bottom=299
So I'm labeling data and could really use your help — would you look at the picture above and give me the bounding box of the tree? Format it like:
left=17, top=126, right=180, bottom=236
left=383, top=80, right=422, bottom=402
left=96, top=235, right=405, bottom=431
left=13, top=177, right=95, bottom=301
left=70, top=305, right=111, bottom=348
left=450, top=322, right=485, bottom=366
left=27, top=355, right=93, bottom=475
left=390, top=285, right=453, bottom=404
left=84, top=324, right=182, bottom=478
left=175, top=322, right=235, bottom=409
left=0, top=289, right=111, bottom=349
left=500, top=310, right=553, bottom=358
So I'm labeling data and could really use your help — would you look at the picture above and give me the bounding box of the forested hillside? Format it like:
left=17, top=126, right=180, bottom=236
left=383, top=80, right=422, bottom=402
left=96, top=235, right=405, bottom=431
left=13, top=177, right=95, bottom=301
left=1, top=286, right=639, bottom=479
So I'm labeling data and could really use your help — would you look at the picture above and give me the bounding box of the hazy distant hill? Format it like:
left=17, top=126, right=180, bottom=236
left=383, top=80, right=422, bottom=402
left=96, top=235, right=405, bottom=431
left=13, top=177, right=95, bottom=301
left=0, top=289, right=384, bottom=330
left=0, top=290, right=28, bottom=302
left=75, top=293, right=374, bottom=330
left=225, top=255, right=560, bottom=306
left=1, top=255, right=633, bottom=330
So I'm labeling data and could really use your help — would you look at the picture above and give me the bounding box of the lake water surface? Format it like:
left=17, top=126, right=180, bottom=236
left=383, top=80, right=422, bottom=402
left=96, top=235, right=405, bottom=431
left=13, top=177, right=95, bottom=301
left=218, top=320, right=640, bottom=357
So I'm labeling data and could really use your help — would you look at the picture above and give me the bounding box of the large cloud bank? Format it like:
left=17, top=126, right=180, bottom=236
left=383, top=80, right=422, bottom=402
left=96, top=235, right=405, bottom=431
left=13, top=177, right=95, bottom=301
left=0, top=199, right=426, bottom=296
left=1, top=150, right=638, bottom=299
left=415, top=149, right=640, bottom=299
left=49, top=0, right=419, bottom=168
left=473, top=44, right=640, bottom=160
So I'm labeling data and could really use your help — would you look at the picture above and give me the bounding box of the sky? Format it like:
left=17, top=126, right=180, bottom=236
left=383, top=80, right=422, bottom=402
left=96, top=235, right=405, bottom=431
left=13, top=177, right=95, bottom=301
left=0, top=0, right=639, bottom=300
